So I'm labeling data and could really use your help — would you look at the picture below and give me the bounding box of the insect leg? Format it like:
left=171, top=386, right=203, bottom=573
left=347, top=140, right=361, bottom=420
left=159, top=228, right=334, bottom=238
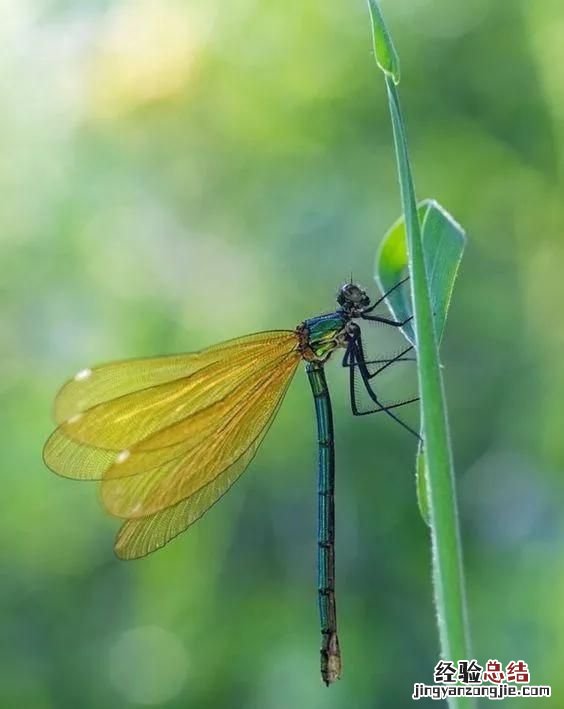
left=362, top=275, right=410, bottom=314
left=347, top=333, right=420, bottom=438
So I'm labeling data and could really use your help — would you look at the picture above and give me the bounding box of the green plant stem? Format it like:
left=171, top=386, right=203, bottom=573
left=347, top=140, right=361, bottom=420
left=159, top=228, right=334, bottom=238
left=384, top=78, right=474, bottom=703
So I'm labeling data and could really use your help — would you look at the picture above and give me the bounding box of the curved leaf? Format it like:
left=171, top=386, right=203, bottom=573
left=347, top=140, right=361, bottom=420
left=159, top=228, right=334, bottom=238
left=376, top=199, right=466, bottom=346
left=375, top=199, right=466, bottom=527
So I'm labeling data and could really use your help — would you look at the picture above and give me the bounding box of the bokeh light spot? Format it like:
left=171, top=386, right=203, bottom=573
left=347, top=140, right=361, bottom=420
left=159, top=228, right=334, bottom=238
left=107, top=625, right=189, bottom=705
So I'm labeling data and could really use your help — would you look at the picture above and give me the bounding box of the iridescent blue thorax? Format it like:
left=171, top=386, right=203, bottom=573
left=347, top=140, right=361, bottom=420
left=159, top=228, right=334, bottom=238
left=297, top=312, right=349, bottom=363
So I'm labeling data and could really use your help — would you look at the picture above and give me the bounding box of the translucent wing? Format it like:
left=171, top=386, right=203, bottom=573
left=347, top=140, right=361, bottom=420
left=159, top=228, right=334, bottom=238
left=113, top=369, right=292, bottom=559
left=101, top=351, right=301, bottom=518
left=52, top=331, right=294, bottom=424
left=44, top=331, right=299, bottom=480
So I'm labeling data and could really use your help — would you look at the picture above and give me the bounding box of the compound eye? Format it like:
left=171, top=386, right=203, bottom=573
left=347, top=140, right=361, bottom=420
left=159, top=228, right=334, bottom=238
left=337, top=285, right=352, bottom=305
left=349, top=285, right=364, bottom=302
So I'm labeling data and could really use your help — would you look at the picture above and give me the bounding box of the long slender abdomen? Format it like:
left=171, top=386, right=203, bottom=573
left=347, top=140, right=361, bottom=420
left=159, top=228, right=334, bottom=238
left=306, top=361, right=341, bottom=686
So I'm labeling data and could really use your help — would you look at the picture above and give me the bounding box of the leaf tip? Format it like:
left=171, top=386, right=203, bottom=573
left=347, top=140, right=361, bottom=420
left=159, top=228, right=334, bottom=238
left=424, top=199, right=467, bottom=245
left=367, top=0, right=401, bottom=84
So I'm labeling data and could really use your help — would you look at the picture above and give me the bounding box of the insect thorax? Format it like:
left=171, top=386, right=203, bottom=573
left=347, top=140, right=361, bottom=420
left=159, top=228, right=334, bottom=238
left=297, top=313, right=348, bottom=362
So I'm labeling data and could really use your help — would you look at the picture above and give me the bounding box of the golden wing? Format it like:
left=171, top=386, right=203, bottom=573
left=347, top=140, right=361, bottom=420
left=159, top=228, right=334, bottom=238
left=113, top=356, right=296, bottom=559
left=44, top=330, right=302, bottom=557
left=44, top=331, right=299, bottom=479
left=101, top=351, right=300, bottom=518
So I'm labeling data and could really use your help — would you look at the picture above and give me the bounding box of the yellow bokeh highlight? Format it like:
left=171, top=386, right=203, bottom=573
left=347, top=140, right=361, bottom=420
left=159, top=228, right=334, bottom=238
left=88, top=0, right=214, bottom=118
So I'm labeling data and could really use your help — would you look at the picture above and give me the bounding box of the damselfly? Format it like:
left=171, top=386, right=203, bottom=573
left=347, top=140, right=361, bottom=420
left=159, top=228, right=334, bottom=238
left=43, top=278, right=418, bottom=686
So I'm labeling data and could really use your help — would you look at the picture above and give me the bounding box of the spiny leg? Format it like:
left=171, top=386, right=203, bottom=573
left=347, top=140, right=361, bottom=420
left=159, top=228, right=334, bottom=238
left=349, top=350, right=420, bottom=437
left=350, top=327, right=417, bottom=409
left=345, top=332, right=420, bottom=439
left=360, top=313, right=413, bottom=326
left=343, top=340, right=416, bottom=380
left=342, top=347, right=415, bottom=371
left=346, top=347, right=419, bottom=417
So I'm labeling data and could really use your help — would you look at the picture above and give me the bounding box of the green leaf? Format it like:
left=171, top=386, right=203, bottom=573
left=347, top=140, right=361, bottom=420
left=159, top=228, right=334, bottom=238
left=375, top=199, right=466, bottom=346
left=366, top=0, right=400, bottom=84
left=376, top=200, right=465, bottom=528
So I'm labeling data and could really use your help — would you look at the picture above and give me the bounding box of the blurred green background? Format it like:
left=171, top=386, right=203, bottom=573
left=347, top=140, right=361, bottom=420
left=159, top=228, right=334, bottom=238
left=2, top=0, right=563, bottom=706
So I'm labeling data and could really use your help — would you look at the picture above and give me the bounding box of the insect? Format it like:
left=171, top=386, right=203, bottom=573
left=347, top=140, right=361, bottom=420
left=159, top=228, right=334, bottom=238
left=43, top=278, right=417, bottom=686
